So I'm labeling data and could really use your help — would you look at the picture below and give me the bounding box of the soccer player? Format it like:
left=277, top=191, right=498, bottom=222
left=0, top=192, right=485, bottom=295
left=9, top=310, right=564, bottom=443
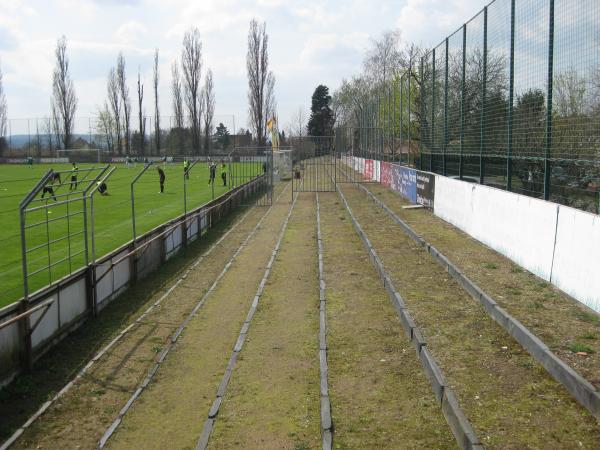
left=69, top=162, right=79, bottom=190
left=157, top=166, right=166, bottom=193
left=221, top=161, right=227, bottom=186
left=41, top=185, right=57, bottom=201
left=51, top=169, right=62, bottom=184
left=97, top=181, right=109, bottom=195
left=27, top=156, right=33, bottom=168
left=208, top=161, right=216, bottom=185
left=183, top=159, right=190, bottom=180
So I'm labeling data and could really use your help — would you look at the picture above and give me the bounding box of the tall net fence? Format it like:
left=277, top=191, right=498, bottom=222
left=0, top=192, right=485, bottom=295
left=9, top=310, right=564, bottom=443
left=420, top=0, right=600, bottom=213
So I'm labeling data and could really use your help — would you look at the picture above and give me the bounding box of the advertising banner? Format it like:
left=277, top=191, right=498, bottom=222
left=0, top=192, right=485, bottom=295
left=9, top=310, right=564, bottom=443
left=365, top=159, right=374, bottom=180
left=381, top=162, right=392, bottom=187
left=416, top=170, right=435, bottom=208
left=391, top=164, right=402, bottom=193
left=399, top=167, right=417, bottom=203
left=374, top=160, right=381, bottom=182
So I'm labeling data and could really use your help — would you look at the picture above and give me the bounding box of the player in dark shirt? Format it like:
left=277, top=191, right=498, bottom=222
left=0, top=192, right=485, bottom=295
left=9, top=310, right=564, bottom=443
left=157, top=166, right=166, bottom=193
left=41, top=185, right=57, bottom=201
left=208, top=162, right=216, bottom=185
left=51, top=170, right=61, bottom=184
left=97, top=182, right=109, bottom=195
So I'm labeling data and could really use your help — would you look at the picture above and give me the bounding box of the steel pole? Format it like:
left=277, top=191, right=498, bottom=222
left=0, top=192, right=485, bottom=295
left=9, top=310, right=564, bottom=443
left=544, top=0, right=555, bottom=201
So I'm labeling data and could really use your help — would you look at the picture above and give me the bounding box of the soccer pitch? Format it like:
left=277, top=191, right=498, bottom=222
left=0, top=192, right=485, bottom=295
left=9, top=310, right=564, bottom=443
left=0, top=161, right=262, bottom=308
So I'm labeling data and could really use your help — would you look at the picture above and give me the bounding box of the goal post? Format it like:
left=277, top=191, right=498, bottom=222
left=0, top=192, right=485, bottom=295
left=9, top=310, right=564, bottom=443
left=57, top=148, right=103, bottom=163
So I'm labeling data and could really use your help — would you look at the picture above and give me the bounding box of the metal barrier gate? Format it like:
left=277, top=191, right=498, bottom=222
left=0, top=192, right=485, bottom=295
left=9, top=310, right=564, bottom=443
left=229, top=146, right=273, bottom=206
left=290, top=130, right=384, bottom=194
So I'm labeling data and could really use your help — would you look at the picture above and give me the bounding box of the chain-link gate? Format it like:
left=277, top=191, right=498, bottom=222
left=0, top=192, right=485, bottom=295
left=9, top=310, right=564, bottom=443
left=291, top=136, right=336, bottom=194
left=229, top=146, right=273, bottom=206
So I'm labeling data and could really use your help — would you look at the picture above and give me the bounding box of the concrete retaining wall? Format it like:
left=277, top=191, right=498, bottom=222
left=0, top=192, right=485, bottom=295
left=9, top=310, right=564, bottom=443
left=433, top=176, right=599, bottom=314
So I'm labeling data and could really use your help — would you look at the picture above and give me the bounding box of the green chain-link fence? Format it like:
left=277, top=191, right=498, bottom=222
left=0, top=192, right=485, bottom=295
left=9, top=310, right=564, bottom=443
left=419, top=0, right=600, bottom=213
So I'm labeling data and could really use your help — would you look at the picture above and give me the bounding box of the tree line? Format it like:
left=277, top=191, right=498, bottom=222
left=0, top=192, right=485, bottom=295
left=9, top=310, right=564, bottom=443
left=0, top=18, right=277, bottom=157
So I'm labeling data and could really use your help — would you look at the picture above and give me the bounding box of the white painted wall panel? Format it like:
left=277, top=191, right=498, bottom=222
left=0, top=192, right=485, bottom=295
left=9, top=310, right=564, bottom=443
left=95, top=262, right=113, bottom=305
left=552, top=207, right=600, bottom=312
left=374, top=161, right=381, bottom=182
left=59, top=278, right=87, bottom=325
left=30, top=294, right=59, bottom=349
left=188, top=216, right=199, bottom=240
left=0, top=313, right=21, bottom=379
left=166, top=226, right=182, bottom=260
left=434, top=176, right=558, bottom=280
left=112, top=250, right=130, bottom=291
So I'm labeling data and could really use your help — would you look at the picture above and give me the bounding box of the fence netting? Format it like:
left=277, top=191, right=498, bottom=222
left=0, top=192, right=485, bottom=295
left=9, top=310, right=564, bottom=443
left=419, top=0, right=600, bottom=213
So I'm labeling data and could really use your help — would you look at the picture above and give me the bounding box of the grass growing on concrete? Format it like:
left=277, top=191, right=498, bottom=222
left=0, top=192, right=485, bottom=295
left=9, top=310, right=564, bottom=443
left=208, top=193, right=320, bottom=450
left=367, top=182, right=600, bottom=389
left=319, top=192, right=454, bottom=449
left=106, top=186, right=293, bottom=449
left=0, top=197, right=264, bottom=446
left=339, top=182, right=600, bottom=449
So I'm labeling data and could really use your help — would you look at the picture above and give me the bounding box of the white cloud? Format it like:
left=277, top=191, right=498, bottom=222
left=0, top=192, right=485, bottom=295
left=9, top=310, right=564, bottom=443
left=0, top=0, right=497, bottom=127
left=397, top=0, right=487, bottom=47
left=115, top=21, right=148, bottom=45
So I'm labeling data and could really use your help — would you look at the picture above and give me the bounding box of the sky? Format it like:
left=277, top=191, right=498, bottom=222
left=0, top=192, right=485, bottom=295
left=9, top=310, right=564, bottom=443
left=0, top=0, right=488, bottom=135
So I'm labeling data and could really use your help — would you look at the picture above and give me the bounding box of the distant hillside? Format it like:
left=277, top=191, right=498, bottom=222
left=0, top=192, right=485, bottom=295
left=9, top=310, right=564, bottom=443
left=6, top=134, right=92, bottom=148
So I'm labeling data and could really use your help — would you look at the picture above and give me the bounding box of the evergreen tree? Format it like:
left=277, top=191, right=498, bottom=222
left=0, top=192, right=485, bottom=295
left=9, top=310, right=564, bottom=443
left=307, top=84, right=335, bottom=137
left=215, top=122, right=230, bottom=149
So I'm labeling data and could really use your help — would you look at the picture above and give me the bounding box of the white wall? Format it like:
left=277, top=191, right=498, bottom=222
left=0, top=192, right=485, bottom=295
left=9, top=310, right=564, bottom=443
left=434, top=175, right=600, bottom=313
left=552, top=207, right=600, bottom=312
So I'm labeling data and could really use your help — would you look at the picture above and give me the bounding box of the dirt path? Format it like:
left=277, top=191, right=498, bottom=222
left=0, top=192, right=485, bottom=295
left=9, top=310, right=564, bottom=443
left=207, top=193, right=321, bottom=450
left=318, top=192, right=455, bottom=448
left=365, top=182, right=600, bottom=389
left=104, top=188, right=295, bottom=449
left=9, top=184, right=287, bottom=450
left=338, top=182, right=600, bottom=449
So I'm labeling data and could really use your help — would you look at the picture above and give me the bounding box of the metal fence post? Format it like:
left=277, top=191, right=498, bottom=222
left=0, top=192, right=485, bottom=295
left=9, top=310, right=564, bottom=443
left=400, top=73, right=404, bottom=164
left=419, top=57, right=424, bottom=170
left=89, top=166, right=116, bottom=316
left=459, top=24, right=467, bottom=180
left=444, top=37, right=449, bottom=177
left=407, top=59, right=412, bottom=167
left=431, top=50, right=435, bottom=172
left=507, top=0, right=516, bottom=190
left=131, top=162, right=153, bottom=244
left=480, top=6, right=488, bottom=185
left=544, top=0, right=555, bottom=201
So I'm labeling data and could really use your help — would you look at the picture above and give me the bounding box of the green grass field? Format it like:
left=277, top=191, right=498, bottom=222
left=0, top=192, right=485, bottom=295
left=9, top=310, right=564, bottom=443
left=0, top=161, right=262, bottom=308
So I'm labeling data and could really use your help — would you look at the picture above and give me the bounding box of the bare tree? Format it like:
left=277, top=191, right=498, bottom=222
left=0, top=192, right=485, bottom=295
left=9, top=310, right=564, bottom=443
left=364, top=30, right=402, bottom=87
left=171, top=61, right=184, bottom=151
left=265, top=72, right=276, bottom=123
left=153, top=48, right=160, bottom=155
left=51, top=36, right=77, bottom=149
left=202, top=68, right=215, bottom=153
left=182, top=27, right=203, bottom=154
left=116, top=52, right=131, bottom=154
left=51, top=101, right=61, bottom=152
left=137, top=67, right=145, bottom=155
left=0, top=60, right=7, bottom=154
left=97, top=102, right=116, bottom=152
left=107, top=67, right=122, bottom=154
left=42, top=116, right=53, bottom=153
left=247, top=18, right=275, bottom=145
left=290, top=106, right=305, bottom=137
